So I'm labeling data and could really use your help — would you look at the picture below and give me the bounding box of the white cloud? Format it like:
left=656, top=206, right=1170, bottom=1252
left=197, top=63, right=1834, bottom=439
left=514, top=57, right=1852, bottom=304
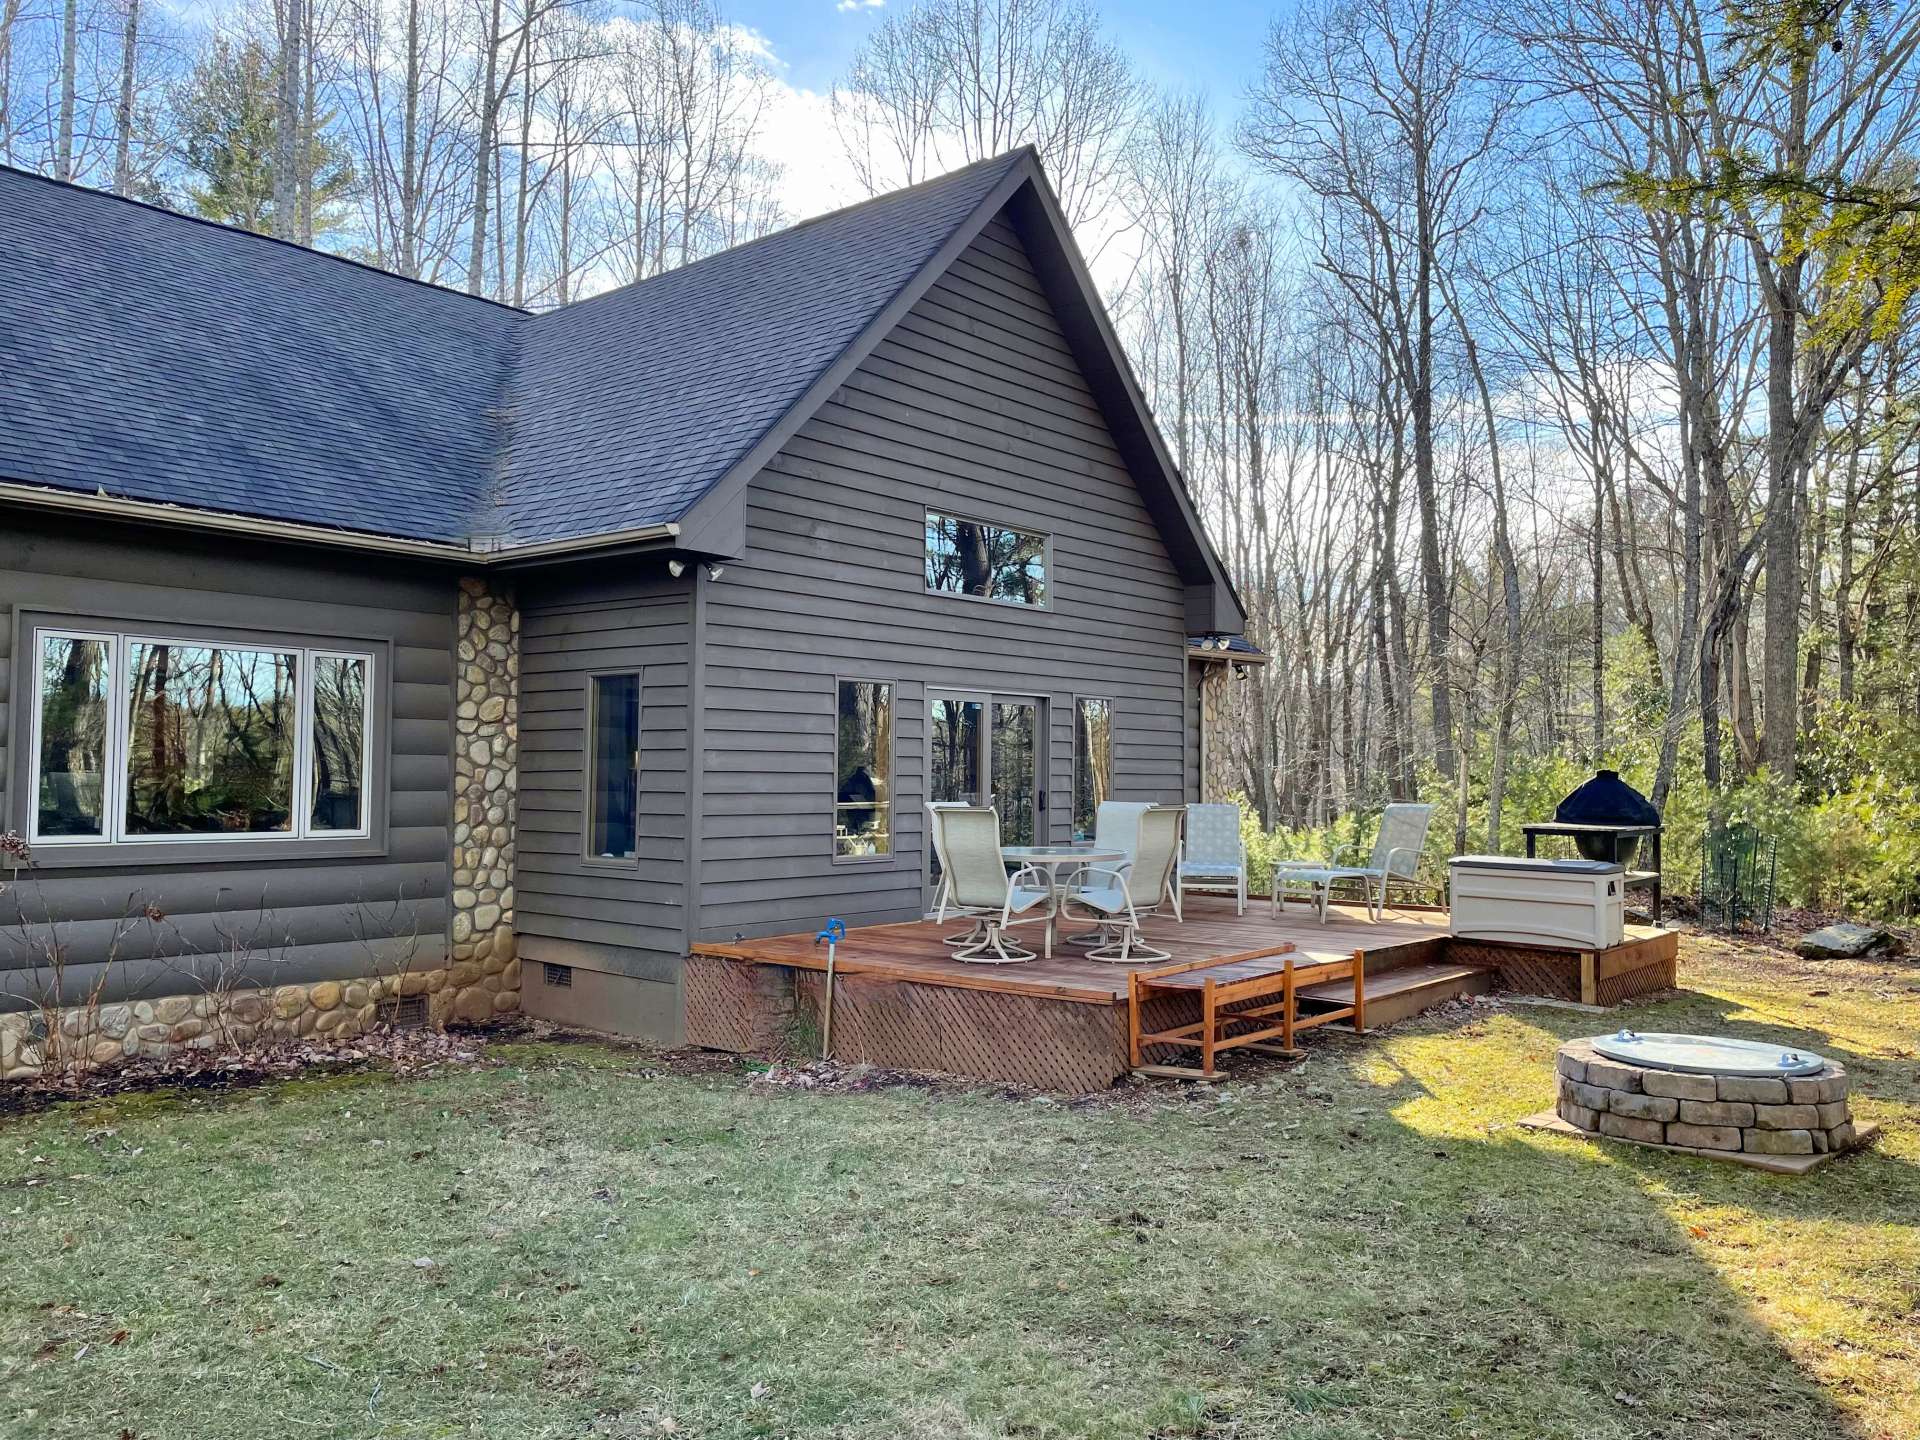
left=837, top=0, right=887, bottom=11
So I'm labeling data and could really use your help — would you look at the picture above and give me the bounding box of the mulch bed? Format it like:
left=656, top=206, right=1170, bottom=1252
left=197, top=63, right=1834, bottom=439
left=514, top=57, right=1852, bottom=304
left=0, top=1021, right=526, bottom=1119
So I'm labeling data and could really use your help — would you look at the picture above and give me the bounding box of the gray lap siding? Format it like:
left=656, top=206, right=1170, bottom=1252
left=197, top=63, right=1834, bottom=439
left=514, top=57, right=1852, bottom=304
left=0, top=514, right=455, bottom=1006
left=511, top=566, right=692, bottom=995
left=696, top=216, right=1188, bottom=943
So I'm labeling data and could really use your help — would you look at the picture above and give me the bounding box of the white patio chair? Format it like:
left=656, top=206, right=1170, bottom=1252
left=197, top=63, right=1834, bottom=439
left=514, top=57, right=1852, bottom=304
left=925, top=799, right=985, bottom=946
left=1271, top=802, right=1433, bottom=923
left=1179, top=802, right=1247, bottom=915
left=1061, top=805, right=1185, bottom=962
left=1092, top=800, right=1155, bottom=869
left=933, top=806, right=1054, bottom=964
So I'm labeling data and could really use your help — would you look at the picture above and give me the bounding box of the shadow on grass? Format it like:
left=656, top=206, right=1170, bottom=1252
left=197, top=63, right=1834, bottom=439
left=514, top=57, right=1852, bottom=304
left=1308, top=1003, right=1894, bottom=1437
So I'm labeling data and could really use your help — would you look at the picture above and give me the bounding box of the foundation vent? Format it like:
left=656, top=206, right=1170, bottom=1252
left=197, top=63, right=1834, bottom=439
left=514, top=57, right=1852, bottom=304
left=390, top=995, right=427, bottom=1029
left=544, top=963, right=573, bottom=989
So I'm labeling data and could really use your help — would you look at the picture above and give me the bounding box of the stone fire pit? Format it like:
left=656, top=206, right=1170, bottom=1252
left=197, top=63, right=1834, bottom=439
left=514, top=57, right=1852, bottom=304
left=1522, top=1031, right=1879, bottom=1173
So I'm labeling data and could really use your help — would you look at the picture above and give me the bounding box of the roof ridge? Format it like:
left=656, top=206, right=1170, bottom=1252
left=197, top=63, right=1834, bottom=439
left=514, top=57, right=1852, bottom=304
left=531, top=147, right=1038, bottom=323
left=0, top=161, right=531, bottom=316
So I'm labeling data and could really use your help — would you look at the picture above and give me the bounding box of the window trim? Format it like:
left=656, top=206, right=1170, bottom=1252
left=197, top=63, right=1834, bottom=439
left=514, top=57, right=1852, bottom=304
left=923, top=509, right=1053, bottom=612
left=581, top=670, right=642, bottom=868
left=1072, top=695, right=1114, bottom=843
left=831, top=675, right=897, bottom=865
left=20, top=619, right=379, bottom=859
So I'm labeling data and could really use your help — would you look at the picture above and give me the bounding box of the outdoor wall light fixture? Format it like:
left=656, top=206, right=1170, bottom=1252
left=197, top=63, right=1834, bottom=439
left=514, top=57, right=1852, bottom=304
left=667, top=559, right=687, bottom=578
left=705, top=563, right=726, bottom=581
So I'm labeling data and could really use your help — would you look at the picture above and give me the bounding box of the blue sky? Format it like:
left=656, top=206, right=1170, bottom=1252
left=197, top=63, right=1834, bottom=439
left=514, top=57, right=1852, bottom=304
left=735, top=0, right=1278, bottom=118
left=735, top=0, right=1284, bottom=266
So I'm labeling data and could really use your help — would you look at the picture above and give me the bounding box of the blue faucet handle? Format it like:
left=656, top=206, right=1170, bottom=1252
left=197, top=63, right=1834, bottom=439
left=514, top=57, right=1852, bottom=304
left=815, top=918, right=846, bottom=945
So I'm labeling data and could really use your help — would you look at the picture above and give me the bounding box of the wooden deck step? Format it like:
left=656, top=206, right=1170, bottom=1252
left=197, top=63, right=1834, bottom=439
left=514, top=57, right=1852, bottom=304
left=1297, top=961, right=1493, bottom=1029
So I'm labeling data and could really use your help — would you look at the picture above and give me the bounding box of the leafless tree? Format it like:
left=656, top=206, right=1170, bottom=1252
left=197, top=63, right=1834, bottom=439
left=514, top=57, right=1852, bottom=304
left=831, top=0, right=1140, bottom=229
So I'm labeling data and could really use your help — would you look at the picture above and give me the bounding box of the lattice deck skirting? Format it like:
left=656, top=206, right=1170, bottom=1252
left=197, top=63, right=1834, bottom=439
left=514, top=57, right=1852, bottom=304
left=1448, top=930, right=1677, bottom=1006
left=684, top=904, right=1681, bottom=1092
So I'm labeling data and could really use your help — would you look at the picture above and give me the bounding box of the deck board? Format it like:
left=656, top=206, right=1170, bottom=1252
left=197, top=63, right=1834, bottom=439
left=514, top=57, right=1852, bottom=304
left=691, top=898, right=1457, bottom=1003
left=1296, top=961, right=1487, bottom=1005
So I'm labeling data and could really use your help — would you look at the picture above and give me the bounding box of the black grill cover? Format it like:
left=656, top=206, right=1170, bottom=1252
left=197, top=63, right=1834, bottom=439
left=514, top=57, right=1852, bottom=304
left=1555, top=770, right=1659, bottom=826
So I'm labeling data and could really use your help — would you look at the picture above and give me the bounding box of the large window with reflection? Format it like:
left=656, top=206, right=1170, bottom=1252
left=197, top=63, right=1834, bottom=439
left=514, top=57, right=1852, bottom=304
left=27, top=627, right=373, bottom=846
left=925, top=511, right=1049, bottom=607
left=834, top=679, right=894, bottom=858
left=1073, top=697, right=1112, bottom=842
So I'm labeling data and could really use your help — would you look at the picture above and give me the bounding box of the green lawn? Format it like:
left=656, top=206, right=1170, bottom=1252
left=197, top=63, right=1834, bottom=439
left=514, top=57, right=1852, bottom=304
left=4, top=937, right=1916, bottom=1440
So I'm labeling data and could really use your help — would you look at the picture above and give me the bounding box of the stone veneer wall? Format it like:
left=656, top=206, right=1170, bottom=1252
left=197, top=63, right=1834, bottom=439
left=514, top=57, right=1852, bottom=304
left=1198, top=663, right=1236, bottom=803
left=1555, top=1038, right=1857, bottom=1158
left=448, top=576, right=521, bottom=1023
left=1, top=973, right=448, bottom=1079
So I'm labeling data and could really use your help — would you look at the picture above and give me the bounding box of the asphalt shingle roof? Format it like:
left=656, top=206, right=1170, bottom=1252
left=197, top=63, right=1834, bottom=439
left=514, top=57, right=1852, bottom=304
left=491, top=154, right=1026, bottom=544
left=0, top=168, right=520, bottom=543
left=0, top=152, right=1029, bottom=549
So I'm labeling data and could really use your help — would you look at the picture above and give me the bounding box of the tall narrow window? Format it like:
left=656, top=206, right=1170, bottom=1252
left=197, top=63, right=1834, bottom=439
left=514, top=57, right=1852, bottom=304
left=34, top=633, right=113, bottom=838
left=310, top=654, right=369, bottom=833
left=925, top=511, right=1048, bottom=607
left=835, top=679, right=893, bottom=858
left=588, top=674, right=640, bottom=861
left=1073, top=698, right=1112, bottom=842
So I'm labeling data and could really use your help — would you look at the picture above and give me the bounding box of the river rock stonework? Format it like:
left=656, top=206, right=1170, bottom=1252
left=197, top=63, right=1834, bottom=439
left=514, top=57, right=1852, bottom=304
left=451, top=576, right=521, bottom=1025
left=0, top=973, right=442, bottom=1079
left=1198, top=663, right=1235, bottom=803
left=1554, top=1038, right=1862, bottom=1160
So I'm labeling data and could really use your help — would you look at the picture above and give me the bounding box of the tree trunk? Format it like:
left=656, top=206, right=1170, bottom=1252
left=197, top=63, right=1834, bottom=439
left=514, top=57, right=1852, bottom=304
left=113, top=0, right=140, bottom=195
left=466, top=0, right=504, bottom=296
left=55, top=0, right=77, bottom=180
left=1591, top=465, right=1606, bottom=760
left=399, top=0, right=421, bottom=277
left=273, top=0, right=303, bottom=239
left=300, top=0, right=317, bottom=244
left=0, top=0, right=25, bottom=162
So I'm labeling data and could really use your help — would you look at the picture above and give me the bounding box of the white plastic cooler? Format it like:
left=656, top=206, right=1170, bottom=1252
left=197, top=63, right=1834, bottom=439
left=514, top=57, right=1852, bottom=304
left=1447, top=855, right=1625, bottom=951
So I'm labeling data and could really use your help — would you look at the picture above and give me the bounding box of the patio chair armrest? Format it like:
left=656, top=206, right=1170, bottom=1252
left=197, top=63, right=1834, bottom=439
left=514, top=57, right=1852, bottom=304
left=1381, top=847, right=1422, bottom=878
left=1061, top=863, right=1129, bottom=889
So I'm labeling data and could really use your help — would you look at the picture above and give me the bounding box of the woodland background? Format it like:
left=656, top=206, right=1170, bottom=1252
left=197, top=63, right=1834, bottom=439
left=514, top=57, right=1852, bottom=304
left=4, top=0, right=1919, bottom=913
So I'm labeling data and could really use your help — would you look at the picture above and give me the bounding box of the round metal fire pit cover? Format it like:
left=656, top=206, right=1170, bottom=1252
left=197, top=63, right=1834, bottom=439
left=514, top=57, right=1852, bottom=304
left=1589, top=1031, right=1827, bottom=1077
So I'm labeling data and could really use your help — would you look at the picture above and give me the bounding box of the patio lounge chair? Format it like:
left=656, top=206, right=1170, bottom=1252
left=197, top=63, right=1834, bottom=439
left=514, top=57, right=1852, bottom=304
left=1270, top=802, right=1432, bottom=923
left=926, top=800, right=985, bottom=946
left=932, top=805, right=1054, bottom=964
left=1062, top=805, right=1185, bottom=962
left=1178, top=802, right=1247, bottom=915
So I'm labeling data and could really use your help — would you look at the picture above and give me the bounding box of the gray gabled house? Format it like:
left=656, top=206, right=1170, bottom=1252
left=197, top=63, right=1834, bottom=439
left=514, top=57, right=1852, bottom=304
left=0, top=148, right=1244, bottom=1059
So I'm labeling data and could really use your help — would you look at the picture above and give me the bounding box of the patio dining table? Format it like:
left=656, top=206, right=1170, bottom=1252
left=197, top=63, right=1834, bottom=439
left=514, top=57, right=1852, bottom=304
left=1001, top=844, right=1125, bottom=959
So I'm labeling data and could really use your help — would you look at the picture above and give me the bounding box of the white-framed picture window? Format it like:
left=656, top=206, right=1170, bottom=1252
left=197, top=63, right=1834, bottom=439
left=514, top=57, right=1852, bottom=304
left=28, top=625, right=375, bottom=847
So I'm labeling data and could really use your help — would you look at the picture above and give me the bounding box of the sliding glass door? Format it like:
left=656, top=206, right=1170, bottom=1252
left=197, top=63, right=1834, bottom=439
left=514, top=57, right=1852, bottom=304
left=926, top=690, right=1044, bottom=906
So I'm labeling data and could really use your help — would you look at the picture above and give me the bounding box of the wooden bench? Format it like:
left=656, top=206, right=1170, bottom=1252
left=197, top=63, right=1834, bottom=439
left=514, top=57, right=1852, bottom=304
left=1127, top=946, right=1366, bottom=1079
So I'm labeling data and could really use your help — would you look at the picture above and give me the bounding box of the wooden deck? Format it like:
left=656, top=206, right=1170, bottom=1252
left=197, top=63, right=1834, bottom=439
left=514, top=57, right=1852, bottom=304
left=685, top=897, right=1679, bottom=1092
left=691, top=897, right=1457, bottom=1004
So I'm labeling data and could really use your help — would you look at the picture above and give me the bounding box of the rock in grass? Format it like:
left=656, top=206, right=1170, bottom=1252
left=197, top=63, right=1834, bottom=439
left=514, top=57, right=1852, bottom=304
left=1795, top=922, right=1900, bottom=959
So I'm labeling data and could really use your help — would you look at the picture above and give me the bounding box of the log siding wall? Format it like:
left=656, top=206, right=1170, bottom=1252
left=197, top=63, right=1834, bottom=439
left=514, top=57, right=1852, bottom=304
left=0, top=514, right=456, bottom=1005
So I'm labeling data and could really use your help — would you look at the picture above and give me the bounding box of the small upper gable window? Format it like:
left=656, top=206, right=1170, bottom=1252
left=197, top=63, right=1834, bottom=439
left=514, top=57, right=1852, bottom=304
left=924, top=511, right=1049, bottom=609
